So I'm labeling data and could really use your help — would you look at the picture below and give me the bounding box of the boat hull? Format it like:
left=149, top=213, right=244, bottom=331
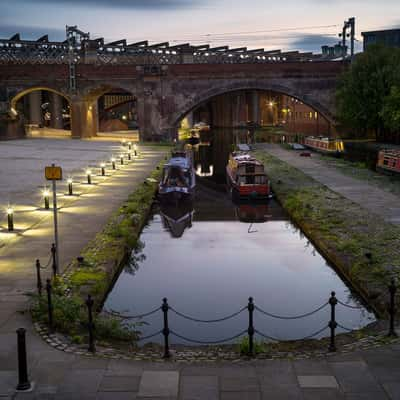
left=226, top=166, right=270, bottom=199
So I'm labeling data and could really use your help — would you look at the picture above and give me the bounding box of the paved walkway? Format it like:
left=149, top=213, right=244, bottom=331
left=257, top=144, right=400, bottom=225
left=1, top=140, right=400, bottom=399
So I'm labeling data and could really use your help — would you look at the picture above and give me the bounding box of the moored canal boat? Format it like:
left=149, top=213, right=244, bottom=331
left=377, top=149, right=400, bottom=175
left=304, top=136, right=344, bottom=154
left=158, top=150, right=196, bottom=203
left=226, top=152, right=270, bottom=199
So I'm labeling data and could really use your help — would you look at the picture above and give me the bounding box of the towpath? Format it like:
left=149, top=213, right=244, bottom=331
left=257, top=144, right=400, bottom=225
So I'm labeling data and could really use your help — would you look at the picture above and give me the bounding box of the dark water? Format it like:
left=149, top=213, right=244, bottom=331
left=104, top=130, right=375, bottom=345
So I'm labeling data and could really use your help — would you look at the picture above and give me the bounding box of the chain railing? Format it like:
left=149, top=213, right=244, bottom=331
left=39, top=274, right=398, bottom=357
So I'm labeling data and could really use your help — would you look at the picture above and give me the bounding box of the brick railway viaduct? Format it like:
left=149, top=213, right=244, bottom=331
left=0, top=30, right=348, bottom=140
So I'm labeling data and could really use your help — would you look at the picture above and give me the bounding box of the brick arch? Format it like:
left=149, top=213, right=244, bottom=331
left=167, top=81, right=335, bottom=131
left=10, top=86, right=70, bottom=109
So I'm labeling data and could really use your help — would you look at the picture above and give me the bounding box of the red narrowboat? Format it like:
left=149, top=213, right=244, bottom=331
left=226, top=152, right=270, bottom=199
left=377, top=149, right=400, bottom=175
left=304, top=136, right=344, bottom=154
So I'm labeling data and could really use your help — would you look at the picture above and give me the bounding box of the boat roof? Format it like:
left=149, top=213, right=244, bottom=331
left=231, top=152, right=263, bottom=166
left=165, top=156, right=191, bottom=169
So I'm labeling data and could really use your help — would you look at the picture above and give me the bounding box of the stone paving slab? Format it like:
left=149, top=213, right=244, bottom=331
left=138, top=371, right=180, bottom=397
left=297, top=375, right=339, bottom=388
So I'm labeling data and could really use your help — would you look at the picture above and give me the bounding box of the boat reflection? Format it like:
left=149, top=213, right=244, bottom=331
left=160, top=201, right=194, bottom=238
left=234, top=201, right=271, bottom=223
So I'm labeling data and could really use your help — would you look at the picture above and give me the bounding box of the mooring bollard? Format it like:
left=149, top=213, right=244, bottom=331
left=67, top=178, right=73, bottom=196
left=35, top=259, right=42, bottom=296
left=127, top=152, right=132, bottom=161
left=247, top=297, right=255, bottom=357
left=51, top=243, right=57, bottom=278
left=46, top=279, right=54, bottom=334
left=162, top=298, right=170, bottom=358
left=328, top=291, right=337, bottom=352
left=388, top=278, right=397, bottom=337
left=111, top=157, right=116, bottom=170
left=7, top=206, right=14, bottom=232
left=86, top=295, right=96, bottom=353
left=16, top=328, right=31, bottom=391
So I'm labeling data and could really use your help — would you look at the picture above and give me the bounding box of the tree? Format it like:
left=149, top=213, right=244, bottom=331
left=381, top=86, right=400, bottom=134
left=336, top=44, right=400, bottom=139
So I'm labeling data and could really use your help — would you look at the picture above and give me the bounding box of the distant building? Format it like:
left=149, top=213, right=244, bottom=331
left=321, top=44, right=347, bottom=59
left=362, top=29, right=400, bottom=51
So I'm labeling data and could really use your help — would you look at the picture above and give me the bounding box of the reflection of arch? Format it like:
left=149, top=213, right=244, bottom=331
left=169, top=82, right=335, bottom=130
left=11, top=86, right=70, bottom=109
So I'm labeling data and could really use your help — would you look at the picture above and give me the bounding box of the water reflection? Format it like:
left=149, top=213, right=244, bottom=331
left=160, top=201, right=194, bottom=238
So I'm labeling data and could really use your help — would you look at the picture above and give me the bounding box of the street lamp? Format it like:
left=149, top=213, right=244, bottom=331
left=67, top=178, right=73, bottom=196
left=43, top=189, right=50, bottom=210
left=86, top=169, right=92, bottom=184
left=111, top=157, right=116, bottom=170
left=100, top=162, right=106, bottom=176
left=7, top=206, right=14, bottom=231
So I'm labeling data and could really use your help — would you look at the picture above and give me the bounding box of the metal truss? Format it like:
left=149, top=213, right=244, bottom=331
left=0, top=26, right=329, bottom=66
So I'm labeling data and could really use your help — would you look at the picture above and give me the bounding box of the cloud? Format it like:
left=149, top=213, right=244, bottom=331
left=0, top=24, right=65, bottom=41
left=12, top=0, right=205, bottom=10
left=289, top=33, right=341, bottom=52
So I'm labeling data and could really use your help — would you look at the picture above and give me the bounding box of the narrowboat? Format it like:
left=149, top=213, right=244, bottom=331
left=226, top=152, right=270, bottom=199
left=304, top=136, right=344, bottom=154
left=377, top=149, right=400, bottom=175
left=158, top=151, right=196, bottom=202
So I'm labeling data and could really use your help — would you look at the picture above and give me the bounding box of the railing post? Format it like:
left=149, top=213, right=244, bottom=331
left=162, top=298, right=170, bottom=358
left=51, top=243, right=57, bottom=278
left=86, top=295, right=96, bottom=353
left=16, top=328, right=31, bottom=391
left=328, top=291, right=337, bottom=352
left=46, top=279, right=54, bottom=334
left=35, top=259, right=42, bottom=296
left=247, top=297, right=255, bottom=357
left=388, top=278, right=397, bottom=337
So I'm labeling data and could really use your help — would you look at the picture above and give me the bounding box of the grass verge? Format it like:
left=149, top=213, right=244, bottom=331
left=255, top=150, right=400, bottom=318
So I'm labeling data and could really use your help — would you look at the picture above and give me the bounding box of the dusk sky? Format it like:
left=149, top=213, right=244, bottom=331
left=1, top=0, right=399, bottom=53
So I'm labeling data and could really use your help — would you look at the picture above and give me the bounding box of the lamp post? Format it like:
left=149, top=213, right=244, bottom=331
left=86, top=169, right=92, bottom=184
left=111, top=157, right=116, bottom=170
left=7, top=207, right=14, bottom=232
left=43, top=189, right=50, bottom=210
left=100, top=163, right=106, bottom=176
left=67, top=178, right=73, bottom=195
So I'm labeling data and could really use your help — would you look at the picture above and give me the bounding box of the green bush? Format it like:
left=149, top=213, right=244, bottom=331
left=237, top=336, right=265, bottom=355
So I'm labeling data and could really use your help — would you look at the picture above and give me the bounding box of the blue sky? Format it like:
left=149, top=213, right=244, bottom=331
left=1, top=0, right=399, bottom=53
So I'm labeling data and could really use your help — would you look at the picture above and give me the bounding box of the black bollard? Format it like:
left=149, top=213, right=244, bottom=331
left=51, top=243, right=57, bottom=278
left=86, top=295, right=96, bottom=353
left=101, top=164, right=105, bottom=176
left=388, top=278, right=397, bottom=337
left=46, top=279, right=54, bottom=334
left=328, top=291, right=337, bottom=352
left=16, top=328, right=31, bottom=391
left=35, top=259, right=42, bottom=296
left=68, top=179, right=73, bottom=196
left=162, top=298, right=170, bottom=358
left=111, top=159, right=116, bottom=170
left=128, top=152, right=132, bottom=161
left=120, top=156, right=124, bottom=165
left=247, top=297, right=255, bottom=357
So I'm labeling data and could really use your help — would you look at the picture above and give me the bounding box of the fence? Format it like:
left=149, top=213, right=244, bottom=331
left=39, top=276, right=397, bottom=358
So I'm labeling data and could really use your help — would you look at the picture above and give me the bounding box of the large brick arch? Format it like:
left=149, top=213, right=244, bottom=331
left=10, top=86, right=70, bottom=109
left=166, top=81, right=336, bottom=131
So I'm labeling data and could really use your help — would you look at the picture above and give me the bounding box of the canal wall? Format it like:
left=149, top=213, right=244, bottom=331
left=255, top=150, right=400, bottom=318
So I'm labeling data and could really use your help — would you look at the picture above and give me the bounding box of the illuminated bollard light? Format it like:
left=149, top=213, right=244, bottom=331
left=128, top=142, right=132, bottom=151
left=121, top=139, right=126, bottom=146
left=111, top=157, right=116, bottom=170
left=100, top=162, right=106, bottom=176
left=133, top=144, right=138, bottom=157
left=43, top=189, right=50, bottom=210
left=67, top=178, right=73, bottom=196
left=7, top=206, right=14, bottom=232
left=86, top=169, right=92, bottom=185
left=127, top=152, right=132, bottom=161
left=120, top=154, right=124, bottom=165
